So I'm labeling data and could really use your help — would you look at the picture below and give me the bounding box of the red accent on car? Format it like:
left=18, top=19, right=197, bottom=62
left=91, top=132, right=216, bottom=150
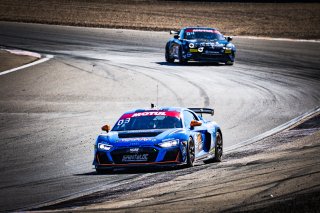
left=120, top=111, right=180, bottom=119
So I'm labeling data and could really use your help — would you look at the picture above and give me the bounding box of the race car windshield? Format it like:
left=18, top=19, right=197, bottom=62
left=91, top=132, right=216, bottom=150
left=185, top=31, right=224, bottom=40
left=112, top=112, right=182, bottom=131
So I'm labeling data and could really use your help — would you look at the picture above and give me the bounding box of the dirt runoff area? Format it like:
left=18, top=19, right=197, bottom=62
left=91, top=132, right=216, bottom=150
left=0, top=49, right=40, bottom=72
left=0, top=0, right=320, bottom=39
left=37, top=112, right=320, bottom=212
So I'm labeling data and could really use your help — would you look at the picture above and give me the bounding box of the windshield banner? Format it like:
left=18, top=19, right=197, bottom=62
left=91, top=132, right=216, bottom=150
left=120, top=111, right=180, bottom=119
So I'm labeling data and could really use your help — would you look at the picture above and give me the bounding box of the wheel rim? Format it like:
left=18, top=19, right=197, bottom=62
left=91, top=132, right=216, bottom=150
left=189, top=140, right=195, bottom=163
left=216, top=134, right=223, bottom=159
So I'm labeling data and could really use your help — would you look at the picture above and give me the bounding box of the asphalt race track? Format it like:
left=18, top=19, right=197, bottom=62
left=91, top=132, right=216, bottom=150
left=0, top=22, right=319, bottom=211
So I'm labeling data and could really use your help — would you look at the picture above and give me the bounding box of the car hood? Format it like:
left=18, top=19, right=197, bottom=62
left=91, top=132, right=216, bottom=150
left=97, top=128, right=186, bottom=147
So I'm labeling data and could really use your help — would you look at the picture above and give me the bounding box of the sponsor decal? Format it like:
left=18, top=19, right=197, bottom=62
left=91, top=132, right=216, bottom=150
left=119, top=138, right=156, bottom=142
left=120, top=111, right=180, bottom=119
left=129, top=148, right=139, bottom=153
left=122, top=154, right=148, bottom=162
left=133, top=111, right=166, bottom=117
left=199, top=42, right=224, bottom=47
left=196, top=133, right=203, bottom=151
left=185, top=29, right=221, bottom=34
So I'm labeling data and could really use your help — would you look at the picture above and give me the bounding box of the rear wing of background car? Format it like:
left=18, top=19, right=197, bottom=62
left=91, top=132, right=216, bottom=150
left=170, top=30, right=179, bottom=35
left=188, top=108, right=214, bottom=117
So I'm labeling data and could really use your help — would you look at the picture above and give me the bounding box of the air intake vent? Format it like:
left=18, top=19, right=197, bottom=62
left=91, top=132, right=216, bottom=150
left=118, top=131, right=162, bottom=138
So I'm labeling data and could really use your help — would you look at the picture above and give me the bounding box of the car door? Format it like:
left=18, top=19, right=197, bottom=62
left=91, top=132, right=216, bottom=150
left=182, top=110, right=208, bottom=157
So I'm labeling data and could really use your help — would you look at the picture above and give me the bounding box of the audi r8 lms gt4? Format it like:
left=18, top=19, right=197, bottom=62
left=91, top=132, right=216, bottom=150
left=93, top=107, right=223, bottom=173
left=165, top=27, right=236, bottom=65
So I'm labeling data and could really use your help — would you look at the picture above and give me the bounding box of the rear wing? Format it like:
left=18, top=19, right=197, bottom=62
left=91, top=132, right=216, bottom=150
left=170, top=30, right=179, bottom=35
left=188, top=108, right=214, bottom=117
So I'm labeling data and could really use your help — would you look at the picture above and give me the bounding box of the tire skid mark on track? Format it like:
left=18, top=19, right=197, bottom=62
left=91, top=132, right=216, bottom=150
left=57, top=58, right=117, bottom=81
left=105, top=62, right=185, bottom=106
left=122, top=63, right=211, bottom=107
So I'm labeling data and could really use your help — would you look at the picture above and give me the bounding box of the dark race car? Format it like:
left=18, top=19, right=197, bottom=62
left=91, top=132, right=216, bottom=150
left=93, top=107, right=223, bottom=173
left=165, top=27, right=236, bottom=65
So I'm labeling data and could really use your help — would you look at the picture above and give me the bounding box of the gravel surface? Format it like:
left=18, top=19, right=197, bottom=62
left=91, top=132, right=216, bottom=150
left=0, top=0, right=319, bottom=39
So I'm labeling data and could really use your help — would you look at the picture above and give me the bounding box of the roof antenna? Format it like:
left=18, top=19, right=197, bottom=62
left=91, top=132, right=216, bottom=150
left=151, top=84, right=159, bottom=109
left=157, top=84, right=159, bottom=107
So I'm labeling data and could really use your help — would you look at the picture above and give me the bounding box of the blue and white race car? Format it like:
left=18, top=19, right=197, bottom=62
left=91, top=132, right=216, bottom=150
left=93, top=107, right=223, bottom=173
left=165, top=27, right=236, bottom=65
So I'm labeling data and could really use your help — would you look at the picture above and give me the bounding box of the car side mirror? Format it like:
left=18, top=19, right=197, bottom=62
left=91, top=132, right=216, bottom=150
left=190, top=120, right=202, bottom=127
left=174, top=35, right=180, bottom=39
left=226, top=36, right=233, bottom=42
left=101, top=124, right=111, bottom=132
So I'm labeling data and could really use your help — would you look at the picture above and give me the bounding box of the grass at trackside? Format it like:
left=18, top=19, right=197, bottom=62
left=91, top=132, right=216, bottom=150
left=0, top=0, right=319, bottom=39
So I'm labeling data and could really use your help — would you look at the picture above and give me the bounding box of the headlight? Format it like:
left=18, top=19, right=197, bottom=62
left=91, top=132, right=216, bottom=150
left=158, top=139, right=179, bottom=148
left=198, top=47, right=204, bottom=52
left=189, top=43, right=195, bottom=48
left=98, top=143, right=112, bottom=151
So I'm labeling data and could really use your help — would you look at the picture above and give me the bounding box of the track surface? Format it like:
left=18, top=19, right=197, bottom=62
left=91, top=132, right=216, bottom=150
left=0, top=22, right=319, bottom=211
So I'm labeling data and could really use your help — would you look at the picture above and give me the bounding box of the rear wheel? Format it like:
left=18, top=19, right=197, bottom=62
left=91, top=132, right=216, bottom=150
left=204, top=131, right=223, bottom=164
left=186, top=137, right=195, bottom=167
left=213, top=132, right=223, bottom=162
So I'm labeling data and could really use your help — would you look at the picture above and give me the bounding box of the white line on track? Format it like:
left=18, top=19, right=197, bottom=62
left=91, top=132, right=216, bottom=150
left=0, top=53, right=53, bottom=76
left=234, top=36, right=320, bottom=43
left=225, top=106, right=320, bottom=152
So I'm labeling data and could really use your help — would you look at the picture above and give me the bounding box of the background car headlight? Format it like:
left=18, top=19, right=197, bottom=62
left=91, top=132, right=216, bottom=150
left=98, top=143, right=112, bottom=151
left=158, top=139, right=179, bottom=148
left=189, top=43, right=195, bottom=48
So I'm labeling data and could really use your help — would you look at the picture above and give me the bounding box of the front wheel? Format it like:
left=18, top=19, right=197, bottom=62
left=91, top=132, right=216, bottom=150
left=186, top=137, right=195, bottom=167
left=165, top=45, right=174, bottom=63
left=178, top=46, right=187, bottom=64
left=225, top=61, right=234, bottom=66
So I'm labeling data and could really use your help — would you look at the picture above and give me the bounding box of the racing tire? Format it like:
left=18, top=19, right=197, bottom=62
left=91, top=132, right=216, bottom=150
left=225, top=53, right=235, bottom=66
left=204, top=131, right=223, bottom=164
left=225, top=61, right=234, bottom=66
left=165, top=45, right=175, bottom=63
left=214, top=132, right=223, bottom=162
left=178, top=46, right=187, bottom=64
left=186, top=137, right=195, bottom=167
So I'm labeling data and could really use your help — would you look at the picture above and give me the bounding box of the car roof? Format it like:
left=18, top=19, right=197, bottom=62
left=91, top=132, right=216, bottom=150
left=123, top=107, right=187, bottom=114
left=183, top=27, right=218, bottom=31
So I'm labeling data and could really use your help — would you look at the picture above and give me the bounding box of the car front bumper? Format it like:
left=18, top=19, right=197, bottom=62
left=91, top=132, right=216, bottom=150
left=93, top=146, right=184, bottom=168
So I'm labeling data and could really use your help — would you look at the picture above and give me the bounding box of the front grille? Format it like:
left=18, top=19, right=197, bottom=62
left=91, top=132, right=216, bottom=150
left=96, top=151, right=112, bottom=164
left=111, top=147, right=159, bottom=164
left=118, top=132, right=161, bottom=138
left=201, top=54, right=225, bottom=59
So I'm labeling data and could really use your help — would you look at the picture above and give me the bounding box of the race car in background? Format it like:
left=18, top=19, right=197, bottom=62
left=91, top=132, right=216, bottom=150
left=165, top=27, right=236, bottom=65
left=93, top=107, right=223, bottom=173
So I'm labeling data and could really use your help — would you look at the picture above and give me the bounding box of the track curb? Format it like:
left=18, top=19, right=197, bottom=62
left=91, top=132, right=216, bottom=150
left=0, top=49, right=53, bottom=76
